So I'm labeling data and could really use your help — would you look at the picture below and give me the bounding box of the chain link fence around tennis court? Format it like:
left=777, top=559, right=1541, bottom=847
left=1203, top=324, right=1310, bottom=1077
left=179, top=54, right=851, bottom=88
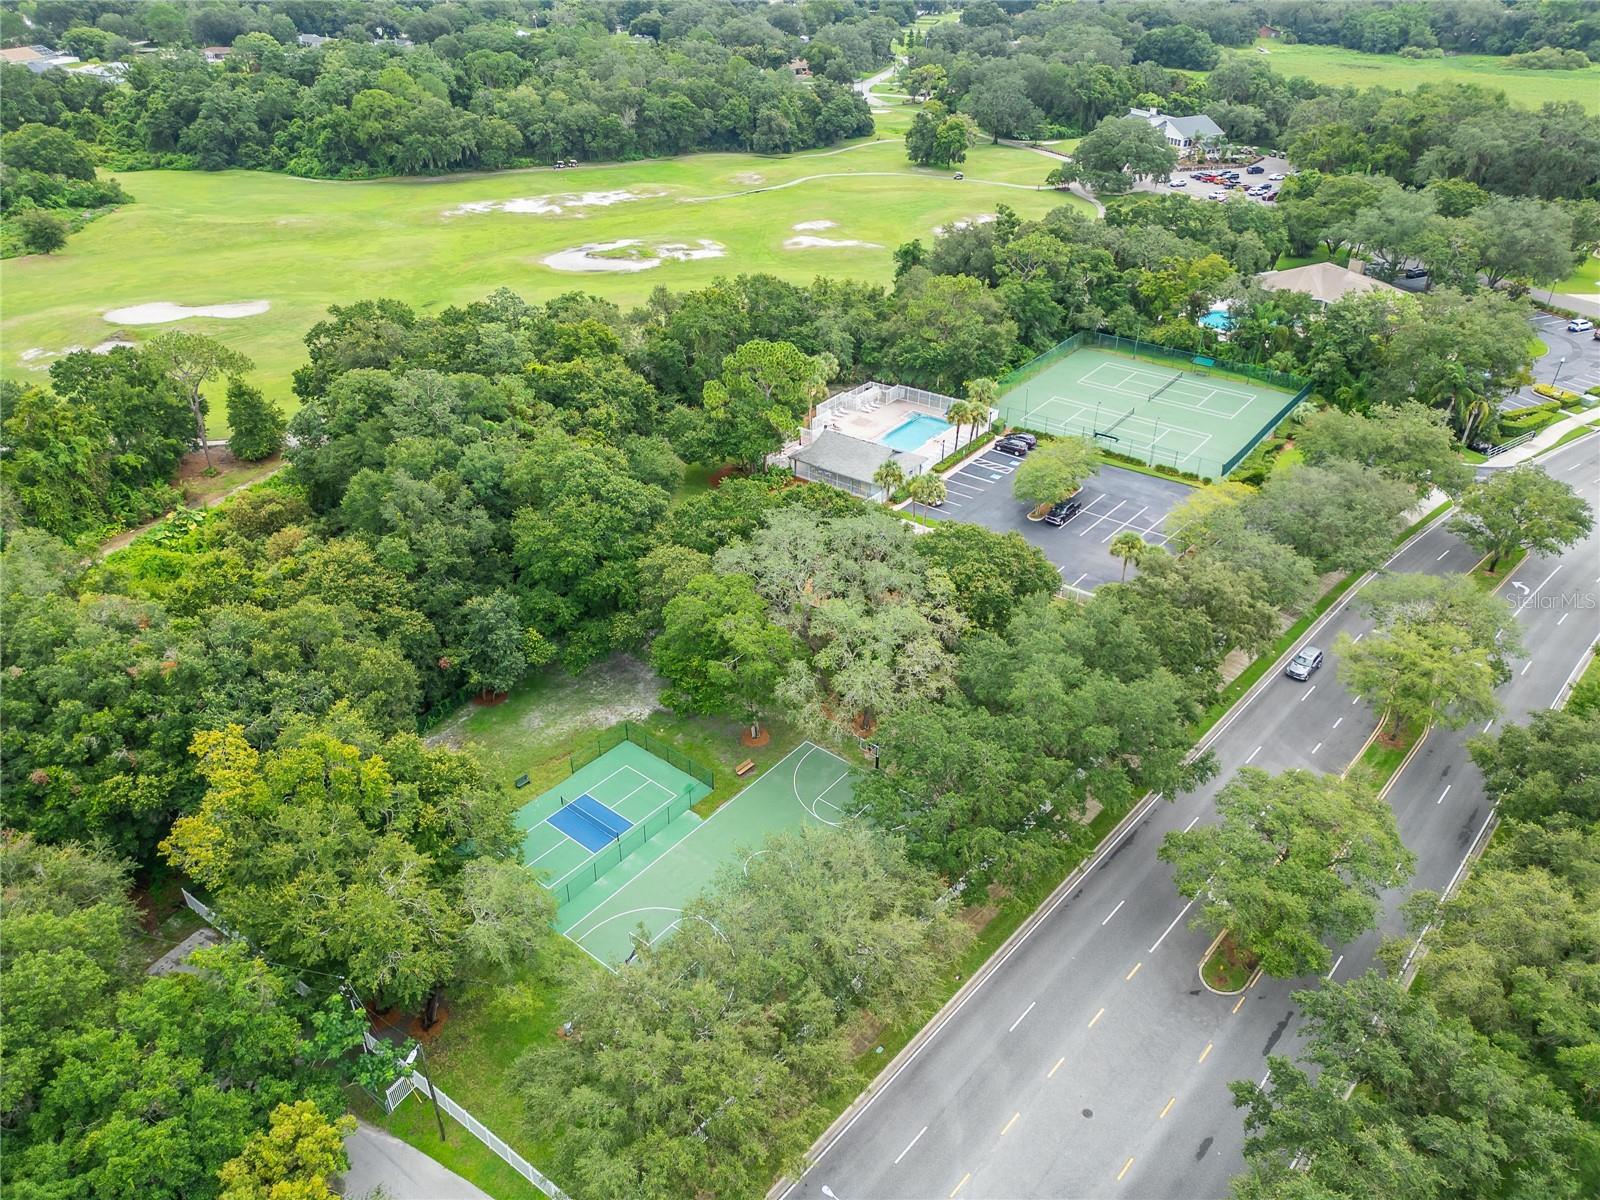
left=567, top=721, right=715, bottom=788
left=997, top=332, right=1312, bottom=479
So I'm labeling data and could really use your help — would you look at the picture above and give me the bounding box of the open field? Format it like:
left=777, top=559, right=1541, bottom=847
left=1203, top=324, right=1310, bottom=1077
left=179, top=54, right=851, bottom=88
left=1247, top=40, right=1600, bottom=112
left=3, top=121, right=1085, bottom=409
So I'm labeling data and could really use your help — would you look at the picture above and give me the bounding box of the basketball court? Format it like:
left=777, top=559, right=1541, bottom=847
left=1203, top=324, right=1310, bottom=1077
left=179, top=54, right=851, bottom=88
left=999, top=345, right=1300, bottom=479
left=541, top=741, right=860, bottom=968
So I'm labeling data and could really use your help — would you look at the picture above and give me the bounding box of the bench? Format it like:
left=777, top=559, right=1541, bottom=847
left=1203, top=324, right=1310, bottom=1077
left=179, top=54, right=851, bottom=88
left=514, top=773, right=530, bottom=789
left=735, top=759, right=756, bottom=777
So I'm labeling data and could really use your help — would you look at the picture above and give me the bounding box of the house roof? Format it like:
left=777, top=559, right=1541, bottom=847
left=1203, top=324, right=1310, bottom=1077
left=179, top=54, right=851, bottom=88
left=1161, top=113, right=1224, bottom=140
left=1, top=46, right=45, bottom=63
left=1255, top=262, right=1404, bottom=305
left=790, top=431, right=924, bottom=483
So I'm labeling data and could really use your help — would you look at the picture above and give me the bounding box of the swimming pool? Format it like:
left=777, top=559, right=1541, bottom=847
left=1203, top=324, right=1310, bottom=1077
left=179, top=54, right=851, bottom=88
left=880, top=413, right=951, bottom=451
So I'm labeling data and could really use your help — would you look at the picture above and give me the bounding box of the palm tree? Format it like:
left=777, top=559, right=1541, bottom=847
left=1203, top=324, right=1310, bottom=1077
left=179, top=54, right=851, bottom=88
left=961, top=378, right=999, bottom=445
left=873, top=459, right=906, bottom=502
left=944, top=399, right=982, bottom=451
left=1109, top=530, right=1148, bottom=581
left=907, top=473, right=946, bottom=519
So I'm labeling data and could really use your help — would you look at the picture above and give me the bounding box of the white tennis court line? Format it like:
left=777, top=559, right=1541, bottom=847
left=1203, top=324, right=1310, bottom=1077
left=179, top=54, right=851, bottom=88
left=1028, top=394, right=1215, bottom=446
left=1078, top=363, right=1258, bottom=418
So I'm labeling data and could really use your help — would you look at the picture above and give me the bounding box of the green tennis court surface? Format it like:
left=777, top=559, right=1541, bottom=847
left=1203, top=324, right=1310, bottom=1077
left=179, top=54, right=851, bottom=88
left=999, top=344, right=1300, bottom=478
left=548, top=740, right=859, bottom=968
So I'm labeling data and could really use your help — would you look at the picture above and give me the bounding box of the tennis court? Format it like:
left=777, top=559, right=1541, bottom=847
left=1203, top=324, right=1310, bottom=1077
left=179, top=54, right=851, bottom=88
left=552, top=740, right=859, bottom=968
left=998, top=340, right=1305, bottom=479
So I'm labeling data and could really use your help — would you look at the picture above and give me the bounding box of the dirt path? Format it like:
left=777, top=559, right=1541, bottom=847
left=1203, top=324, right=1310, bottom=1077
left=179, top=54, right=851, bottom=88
left=93, top=456, right=285, bottom=560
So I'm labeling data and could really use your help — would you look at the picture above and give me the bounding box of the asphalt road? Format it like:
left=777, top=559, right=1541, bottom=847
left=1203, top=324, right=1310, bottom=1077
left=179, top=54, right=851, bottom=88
left=1528, top=310, right=1600, bottom=397
left=926, top=455, right=1192, bottom=591
left=785, top=434, right=1599, bottom=1200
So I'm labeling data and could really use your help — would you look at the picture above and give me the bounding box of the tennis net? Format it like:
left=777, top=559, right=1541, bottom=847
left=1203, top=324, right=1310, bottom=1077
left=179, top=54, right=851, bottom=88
left=1149, top=370, right=1185, bottom=400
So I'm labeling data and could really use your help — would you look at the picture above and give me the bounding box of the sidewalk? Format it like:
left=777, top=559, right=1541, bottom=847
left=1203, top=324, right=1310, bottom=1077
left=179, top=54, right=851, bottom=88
left=1476, top=408, right=1600, bottom=473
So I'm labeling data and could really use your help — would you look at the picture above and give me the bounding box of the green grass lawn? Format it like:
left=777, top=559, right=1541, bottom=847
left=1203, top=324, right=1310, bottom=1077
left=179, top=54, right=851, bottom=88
left=1201, top=940, right=1256, bottom=993
left=1273, top=246, right=1352, bottom=271
left=1245, top=40, right=1600, bottom=113
left=4, top=130, right=1087, bottom=419
left=1553, top=251, right=1600, bottom=295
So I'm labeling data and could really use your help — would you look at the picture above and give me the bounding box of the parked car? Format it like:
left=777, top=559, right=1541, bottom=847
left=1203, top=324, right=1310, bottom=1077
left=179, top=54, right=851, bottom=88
left=993, top=436, right=1031, bottom=457
left=953, top=172, right=964, bottom=180
left=1404, top=266, right=1428, bottom=279
left=1264, top=190, right=1279, bottom=201
left=1006, top=431, right=1038, bottom=448
left=1567, top=318, right=1594, bottom=333
left=1043, top=498, right=1083, bottom=526
left=1247, top=164, right=1265, bottom=174
left=1209, top=191, right=1228, bottom=201
left=1268, top=172, right=1285, bottom=181
left=1168, top=178, right=1187, bottom=187
left=1284, top=646, right=1324, bottom=681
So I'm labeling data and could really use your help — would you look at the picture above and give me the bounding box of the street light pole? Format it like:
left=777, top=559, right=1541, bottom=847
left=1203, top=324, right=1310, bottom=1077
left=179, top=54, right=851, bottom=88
left=1551, top=356, right=1567, bottom=389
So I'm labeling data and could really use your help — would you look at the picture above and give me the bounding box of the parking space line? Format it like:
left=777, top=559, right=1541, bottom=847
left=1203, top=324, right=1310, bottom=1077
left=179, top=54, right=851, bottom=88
left=1099, top=506, right=1150, bottom=543
left=1077, top=500, right=1127, bottom=536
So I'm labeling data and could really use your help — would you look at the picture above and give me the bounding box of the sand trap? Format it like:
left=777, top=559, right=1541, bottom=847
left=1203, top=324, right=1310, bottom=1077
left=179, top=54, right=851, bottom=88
left=932, top=214, right=997, bottom=236
left=783, top=235, right=882, bottom=250
left=103, top=301, right=270, bottom=325
left=542, top=238, right=726, bottom=273
left=792, top=219, right=837, bottom=231
left=444, top=189, right=663, bottom=217
left=93, top=338, right=136, bottom=354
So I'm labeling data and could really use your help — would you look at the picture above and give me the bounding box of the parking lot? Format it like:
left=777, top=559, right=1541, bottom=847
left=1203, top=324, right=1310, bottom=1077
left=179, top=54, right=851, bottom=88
left=1131, top=154, right=1295, bottom=205
left=1528, top=311, right=1600, bottom=401
left=921, top=450, right=1195, bottom=592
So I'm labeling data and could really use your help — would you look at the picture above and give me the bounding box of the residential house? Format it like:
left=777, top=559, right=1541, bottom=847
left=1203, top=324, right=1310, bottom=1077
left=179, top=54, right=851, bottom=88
left=788, top=57, right=811, bottom=77
left=202, top=45, right=232, bottom=63
left=1258, top=24, right=1280, bottom=39
left=296, top=33, right=331, bottom=48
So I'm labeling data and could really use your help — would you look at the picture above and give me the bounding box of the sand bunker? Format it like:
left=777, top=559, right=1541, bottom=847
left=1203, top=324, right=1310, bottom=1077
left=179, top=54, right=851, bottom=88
left=103, top=301, right=270, bottom=325
left=444, top=189, right=663, bottom=217
left=93, top=338, right=137, bottom=354
left=542, top=238, right=726, bottom=273
left=932, top=214, right=997, bottom=236
left=792, top=219, right=837, bottom=231
left=783, top=235, right=882, bottom=250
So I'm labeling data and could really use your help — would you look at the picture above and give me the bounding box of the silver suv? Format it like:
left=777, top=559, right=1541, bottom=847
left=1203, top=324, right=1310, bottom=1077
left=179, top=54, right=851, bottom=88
left=1285, top=646, right=1323, bottom=681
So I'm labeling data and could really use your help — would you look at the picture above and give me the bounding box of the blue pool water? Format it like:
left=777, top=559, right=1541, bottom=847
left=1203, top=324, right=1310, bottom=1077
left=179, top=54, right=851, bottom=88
left=1199, top=306, right=1234, bottom=331
left=881, top=413, right=951, bottom=451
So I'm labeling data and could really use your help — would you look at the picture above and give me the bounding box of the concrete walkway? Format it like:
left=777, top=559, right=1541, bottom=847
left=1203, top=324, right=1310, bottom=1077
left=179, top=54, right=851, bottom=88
left=341, top=1120, right=493, bottom=1200
left=1476, top=407, right=1600, bottom=474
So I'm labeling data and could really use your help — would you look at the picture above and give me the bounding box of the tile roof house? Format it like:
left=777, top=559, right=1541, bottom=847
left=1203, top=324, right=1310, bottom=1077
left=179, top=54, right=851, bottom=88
left=1255, top=262, right=1404, bottom=306
left=1127, top=107, right=1225, bottom=150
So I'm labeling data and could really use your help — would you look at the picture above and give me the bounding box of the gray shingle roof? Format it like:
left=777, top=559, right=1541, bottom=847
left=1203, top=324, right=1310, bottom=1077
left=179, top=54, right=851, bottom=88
left=790, top=431, right=925, bottom=483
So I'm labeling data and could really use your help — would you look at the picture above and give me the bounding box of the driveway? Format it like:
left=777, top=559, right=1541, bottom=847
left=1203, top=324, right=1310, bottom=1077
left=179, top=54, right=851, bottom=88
left=922, top=453, right=1194, bottom=591
left=341, top=1120, right=492, bottom=1200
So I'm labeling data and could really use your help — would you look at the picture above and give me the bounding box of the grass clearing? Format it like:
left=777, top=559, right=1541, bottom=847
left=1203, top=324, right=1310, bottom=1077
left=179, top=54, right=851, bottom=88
left=1245, top=41, right=1600, bottom=113
left=3, top=131, right=1087, bottom=414
left=1470, top=546, right=1527, bottom=590
left=1553, top=251, right=1600, bottom=295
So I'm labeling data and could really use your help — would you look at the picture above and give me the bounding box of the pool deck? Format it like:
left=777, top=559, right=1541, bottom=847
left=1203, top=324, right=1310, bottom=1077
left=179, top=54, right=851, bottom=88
left=813, top=397, right=960, bottom=462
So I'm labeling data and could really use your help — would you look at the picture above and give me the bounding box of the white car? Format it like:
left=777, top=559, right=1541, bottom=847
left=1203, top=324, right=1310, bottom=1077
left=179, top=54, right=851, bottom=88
left=1567, top=318, right=1594, bottom=333
left=1268, top=172, right=1285, bottom=181
left=1208, top=191, right=1228, bottom=201
left=1167, top=178, right=1187, bottom=187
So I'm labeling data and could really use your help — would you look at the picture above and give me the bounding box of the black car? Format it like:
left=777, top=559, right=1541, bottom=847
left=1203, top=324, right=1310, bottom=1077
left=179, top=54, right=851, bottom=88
left=1404, top=266, right=1428, bottom=279
left=993, top=436, right=1031, bottom=457
left=1006, top=431, right=1038, bottom=449
left=1043, top=498, right=1083, bottom=526
left=1247, top=164, right=1265, bottom=174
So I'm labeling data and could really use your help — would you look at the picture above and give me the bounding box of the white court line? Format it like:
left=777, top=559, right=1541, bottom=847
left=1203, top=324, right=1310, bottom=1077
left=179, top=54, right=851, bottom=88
left=894, top=1126, right=928, bottom=1165
left=528, top=837, right=578, bottom=865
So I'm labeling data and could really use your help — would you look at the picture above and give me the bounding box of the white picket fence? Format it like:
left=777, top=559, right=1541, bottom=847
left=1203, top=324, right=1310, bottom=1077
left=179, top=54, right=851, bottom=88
left=179, top=889, right=570, bottom=1200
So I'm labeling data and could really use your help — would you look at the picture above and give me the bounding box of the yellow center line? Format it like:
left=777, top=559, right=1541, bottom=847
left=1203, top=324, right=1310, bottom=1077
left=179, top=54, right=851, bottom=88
left=1159, top=1096, right=1176, bottom=1119
left=1088, top=1007, right=1105, bottom=1028
left=1001, top=1111, right=1020, bottom=1136
left=1232, top=993, right=1247, bottom=1014
left=1049, top=1056, right=1066, bottom=1077
left=950, top=1171, right=972, bottom=1198
left=1117, top=1157, right=1135, bottom=1182
left=1125, top=961, right=1142, bottom=981
left=1198, top=1041, right=1213, bottom=1064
